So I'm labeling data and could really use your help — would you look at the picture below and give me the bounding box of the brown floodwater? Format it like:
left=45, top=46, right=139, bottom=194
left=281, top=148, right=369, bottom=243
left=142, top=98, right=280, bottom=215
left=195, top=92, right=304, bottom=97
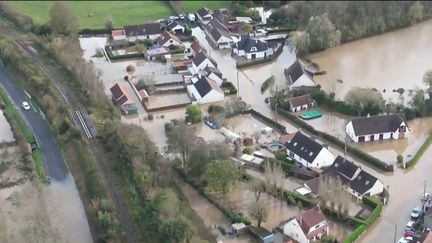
left=0, top=110, right=14, bottom=143
left=310, top=19, right=432, bottom=101
left=227, top=183, right=352, bottom=241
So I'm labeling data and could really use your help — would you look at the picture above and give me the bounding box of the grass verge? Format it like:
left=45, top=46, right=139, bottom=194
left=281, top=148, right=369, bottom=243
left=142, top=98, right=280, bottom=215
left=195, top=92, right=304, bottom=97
left=405, top=133, right=432, bottom=169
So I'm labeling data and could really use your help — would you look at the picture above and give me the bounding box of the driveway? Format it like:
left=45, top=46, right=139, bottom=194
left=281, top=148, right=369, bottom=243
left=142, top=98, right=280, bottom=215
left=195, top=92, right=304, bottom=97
left=0, top=68, right=68, bottom=181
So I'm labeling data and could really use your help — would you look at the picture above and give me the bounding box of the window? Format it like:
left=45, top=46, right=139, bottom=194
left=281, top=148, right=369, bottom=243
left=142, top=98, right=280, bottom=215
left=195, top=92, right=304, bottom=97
left=289, top=151, right=294, bottom=157
left=315, top=224, right=321, bottom=229
left=170, top=39, right=173, bottom=43
left=293, top=142, right=297, bottom=146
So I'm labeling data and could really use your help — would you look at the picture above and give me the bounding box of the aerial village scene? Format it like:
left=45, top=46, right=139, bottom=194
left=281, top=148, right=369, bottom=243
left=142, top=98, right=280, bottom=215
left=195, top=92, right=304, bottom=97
left=1, top=1, right=432, bottom=243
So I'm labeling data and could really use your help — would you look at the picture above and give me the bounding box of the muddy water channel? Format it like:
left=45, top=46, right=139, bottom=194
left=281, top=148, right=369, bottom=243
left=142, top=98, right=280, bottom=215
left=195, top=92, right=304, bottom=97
left=0, top=110, right=14, bottom=142
left=310, top=19, right=432, bottom=101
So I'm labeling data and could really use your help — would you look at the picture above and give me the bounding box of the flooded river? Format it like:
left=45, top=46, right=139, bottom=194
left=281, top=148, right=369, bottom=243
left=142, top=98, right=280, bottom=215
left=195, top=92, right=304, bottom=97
left=310, top=19, right=432, bottom=101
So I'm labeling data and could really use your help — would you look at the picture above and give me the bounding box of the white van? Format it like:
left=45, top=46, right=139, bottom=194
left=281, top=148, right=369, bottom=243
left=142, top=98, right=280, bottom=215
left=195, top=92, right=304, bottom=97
left=188, top=13, right=196, bottom=22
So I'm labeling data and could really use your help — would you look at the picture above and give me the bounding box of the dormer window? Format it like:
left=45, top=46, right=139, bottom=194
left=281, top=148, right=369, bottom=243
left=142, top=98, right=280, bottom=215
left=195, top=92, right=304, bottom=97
left=250, top=47, right=257, bottom=52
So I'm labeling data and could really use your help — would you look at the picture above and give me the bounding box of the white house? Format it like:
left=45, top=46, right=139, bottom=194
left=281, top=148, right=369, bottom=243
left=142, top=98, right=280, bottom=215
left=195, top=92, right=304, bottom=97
left=156, top=30, right=183, bottom=49
left=285, top=60, right=316, bottom=89
left=231, top=35, right=273, bottom=60
left=167, top=20, right=185, bottom=34
left=346, top=114, right=410, bottom=143
left=281, top=207, right=329, bottom=243
left=191, top=51, right=217, bottom=74
left=187, top=76, right=224, bottom=104
left=203, top=66, right=223, bottom=86
left=205, top=18, right=234, bottom=49
left=124, top=23, right=163, bottom=42
left=303, top=156, right=385, bottom=200
left=196, top=7, right=213, bottom=24
left=111, top=29, right=127, bottom=41
left=288, top=94, right=316, bottom=112
left=285, top=131, right=335, bottom=168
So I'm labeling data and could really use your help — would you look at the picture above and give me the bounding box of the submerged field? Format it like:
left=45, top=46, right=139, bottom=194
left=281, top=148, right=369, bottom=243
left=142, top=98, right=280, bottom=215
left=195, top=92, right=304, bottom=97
left=8, top=1, right=232, bottom=29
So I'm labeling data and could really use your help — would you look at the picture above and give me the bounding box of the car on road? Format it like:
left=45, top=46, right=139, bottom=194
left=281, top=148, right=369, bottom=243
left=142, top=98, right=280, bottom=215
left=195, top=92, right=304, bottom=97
left=22, top=101, right=30, bottom=110
left=169, top=15, right=179, bottom=20
left=411, top=205, right=422, bottom=219
left=205, top=119, right=219, bottom=129
left=188, top=13, right=196, bottom=22
left=179, top=14, right=185, bottom=20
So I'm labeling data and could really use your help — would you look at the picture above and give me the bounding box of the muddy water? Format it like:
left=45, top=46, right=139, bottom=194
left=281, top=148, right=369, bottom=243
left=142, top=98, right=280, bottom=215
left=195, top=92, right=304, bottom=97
left=177, top=179, right=253, bottom=243
left=44, top=175, right=93, bottom=243
left=0, top=110, right=14, bottom=142
left=227, top=184, right=352, bottom=241
left=310, top=19, right=432, bottom=101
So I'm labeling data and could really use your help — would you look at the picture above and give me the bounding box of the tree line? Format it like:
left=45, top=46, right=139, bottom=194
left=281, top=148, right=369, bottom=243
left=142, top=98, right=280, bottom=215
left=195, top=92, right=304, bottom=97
left=265, top=1, right=432, bottom=54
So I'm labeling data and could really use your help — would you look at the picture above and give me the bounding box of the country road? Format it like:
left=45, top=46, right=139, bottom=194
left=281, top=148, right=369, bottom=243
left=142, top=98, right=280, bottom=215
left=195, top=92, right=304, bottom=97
left=0, top=68, right=68, bottom=180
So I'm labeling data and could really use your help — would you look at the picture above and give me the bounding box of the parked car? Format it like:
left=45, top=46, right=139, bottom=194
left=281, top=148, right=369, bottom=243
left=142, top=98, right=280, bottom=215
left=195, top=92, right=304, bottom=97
left=411, top=205, right=422, bottom=219
left=205, top=119, right=219, bottom=129
left=169, top=15, right=179, bottom=20
left=422, top=193, right=431, bottom=202
left=179, top=14, right=185, bottom=20
left=22, top=101, right=30, bottom=110
left=188, top=13, right=196, bottom=22
left=218, top=224, right=234, bottom=235
left=406, top=221, right=416, bottom=232
left=398, top=236, right=413, bottom=243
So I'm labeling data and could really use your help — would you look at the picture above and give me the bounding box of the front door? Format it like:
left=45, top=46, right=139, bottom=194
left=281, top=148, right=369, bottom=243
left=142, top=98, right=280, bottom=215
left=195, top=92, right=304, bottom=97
left=252, top=54, right=256, bottom=59
left=370, top=135, right=374, bottom=141
left=379, top=134, right=384, bottom=140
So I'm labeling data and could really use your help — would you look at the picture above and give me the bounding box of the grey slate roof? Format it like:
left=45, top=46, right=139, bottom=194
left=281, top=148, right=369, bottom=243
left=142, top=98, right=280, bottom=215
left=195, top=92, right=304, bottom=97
left=204, top=66, right=222, bottom=78
left=197, top=7, right=211, bottom=18
left=193, top=51, right=217, bottom=68
left=206, top=18, right=231, bottom=41
left=233, top=35, right=268, bottom=53
left=193, top=76, right=221, bottom=98
left=285, top=132, right=323, bottom=163
left=285, top=60, right=314, bottom=84
left=327, top=156, right=379, bottom=195
left=288, top=94, right=314, bottom=107
left=124, top=23, right=162, bottom=37
left=350, top=114, right=407, bottom=136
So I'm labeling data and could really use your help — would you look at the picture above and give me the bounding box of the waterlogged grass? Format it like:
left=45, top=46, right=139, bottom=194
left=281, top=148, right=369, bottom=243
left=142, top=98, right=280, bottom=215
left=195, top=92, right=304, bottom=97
left=8, top=1, right=173, bottom=29
left=0, top=87, right=35, bottom=143
left=32, top=149, right=45, bottom=179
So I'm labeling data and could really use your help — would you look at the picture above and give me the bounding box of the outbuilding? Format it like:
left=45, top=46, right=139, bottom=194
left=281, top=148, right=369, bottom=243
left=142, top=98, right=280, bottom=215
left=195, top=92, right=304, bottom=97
left=288, top=94, right=316, bottom=112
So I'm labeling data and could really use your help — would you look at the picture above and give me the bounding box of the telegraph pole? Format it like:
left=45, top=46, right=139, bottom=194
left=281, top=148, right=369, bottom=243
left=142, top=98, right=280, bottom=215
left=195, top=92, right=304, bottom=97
left=236, top=71, right=239, bottom=98
left=393, top=224, right=397, bottom=243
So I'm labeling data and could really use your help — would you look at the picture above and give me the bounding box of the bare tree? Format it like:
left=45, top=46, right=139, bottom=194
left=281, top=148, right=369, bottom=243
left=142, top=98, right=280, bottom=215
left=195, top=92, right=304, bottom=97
left=249, top=200, right=268, bottom=227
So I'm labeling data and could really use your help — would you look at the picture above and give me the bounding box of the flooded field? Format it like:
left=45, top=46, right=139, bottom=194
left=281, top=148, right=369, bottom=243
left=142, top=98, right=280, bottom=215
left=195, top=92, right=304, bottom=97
left=310, top=19, right=432, bottom=101
left=0, top=110, right=14, bottom=142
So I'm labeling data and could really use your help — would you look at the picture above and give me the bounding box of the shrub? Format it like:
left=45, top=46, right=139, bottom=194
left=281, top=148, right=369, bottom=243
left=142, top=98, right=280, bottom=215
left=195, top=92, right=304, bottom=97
left=261, top=76, right=275, bottom=93
left=242, top=147, right=254, bottom=155
left=396, top=154, right=403, bottom=164
left=164, top=122, right=174, bottom=132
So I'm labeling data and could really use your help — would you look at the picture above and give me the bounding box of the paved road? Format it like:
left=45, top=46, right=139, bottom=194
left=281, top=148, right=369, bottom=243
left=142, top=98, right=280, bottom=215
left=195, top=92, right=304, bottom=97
left=0, top=68, right=68, bottom=181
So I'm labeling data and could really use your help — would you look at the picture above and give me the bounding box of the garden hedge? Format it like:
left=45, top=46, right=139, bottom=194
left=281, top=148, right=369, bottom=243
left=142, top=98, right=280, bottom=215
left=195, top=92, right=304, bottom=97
left=105, top=45, right=143, bottom=61
left=249, top=109, right=287, bottom=134
left=343, top=196, right=383, bottom=243
left=276, top=107, right=394, bottom=172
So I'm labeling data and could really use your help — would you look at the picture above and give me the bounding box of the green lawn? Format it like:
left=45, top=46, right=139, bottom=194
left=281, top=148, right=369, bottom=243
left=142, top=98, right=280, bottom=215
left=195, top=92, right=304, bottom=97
left=9, top=1, right=174, bottom=29
left=178, top=1, right=232, bottom=13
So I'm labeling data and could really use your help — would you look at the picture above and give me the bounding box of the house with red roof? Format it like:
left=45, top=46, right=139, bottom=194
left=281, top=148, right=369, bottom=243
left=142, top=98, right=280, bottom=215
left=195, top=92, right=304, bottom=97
left=110, top=83, right=133, bottom=106
left=111, top=29, right=127, bottom=41
left=280, top=207, right=329, bottom=243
